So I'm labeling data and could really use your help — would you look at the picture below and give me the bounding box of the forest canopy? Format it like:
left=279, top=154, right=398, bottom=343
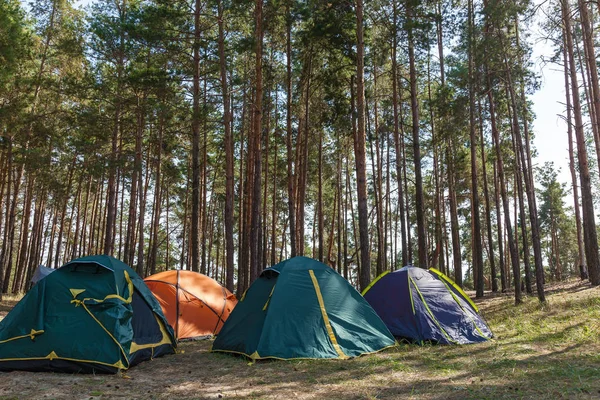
left=0, top=0, right=599, bottom=305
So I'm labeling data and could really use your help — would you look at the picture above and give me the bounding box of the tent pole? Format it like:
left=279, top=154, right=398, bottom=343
left=176, top=269, right=180, bottom=340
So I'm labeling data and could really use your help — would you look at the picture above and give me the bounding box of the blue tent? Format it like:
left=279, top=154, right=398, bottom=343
left=30, top=265, right=54, bottom=288
left=362, top=266, right=493, bottom=344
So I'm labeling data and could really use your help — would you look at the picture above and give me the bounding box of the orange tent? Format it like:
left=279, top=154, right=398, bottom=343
left=144, top=270, right=237, bottom=340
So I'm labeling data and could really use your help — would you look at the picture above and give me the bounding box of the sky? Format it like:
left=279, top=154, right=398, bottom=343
left=529, top=26, right=573, bottom=188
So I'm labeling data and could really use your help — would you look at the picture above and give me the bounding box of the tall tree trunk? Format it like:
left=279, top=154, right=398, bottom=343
left=13, top=175, right=35, bottom=293
left=149, top=122, right=163, bottom=276
left=493, top=160, right=506, bottom=291
left=318, top=127, right=324, bottom=262
left=391, top=1, right=408, bottom=267
left=190, top=0, right=202, bottom=273
left=373, top=67, right=385, bottom=275
left=407, top=0, right=427, bottom=269
left=124, top=96, right=144, bottom=267
left=355, top=0, right=371, bottom=290
left=563, top=0, right=600, bottom=285
left=488, top=79, right=522, bottom=304
left=285, top=0, right=296, bottom=258
left=468, top=0, right=484, bottom=297
left=136, top=148, right=148, bottom=276
left=296, top=52, right=312, bottom=257
left=428, top=50, right=443, bottom=271
left=447, top=140, right=462, bottom=285
left=104, top=0, right=126, bottom=256
left=562, top=32, right=587, bottom=280
left=478, top=103, right=497, bottom=292
left=201, top=63, right=209, bottom=275
left=578, top=0, right=600, bottom=171
left=250, top=0, right=264, bottom=282
left=218, top=0, right=235, bottom=291
left=0, top=140, right=13, bottom=298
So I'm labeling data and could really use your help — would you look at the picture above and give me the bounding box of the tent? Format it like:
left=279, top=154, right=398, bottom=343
left=212, top=256, right=396, bottom=360
left=30, top=265, right=54, bottom=287
left=362, top=266, right=493, bottom=344
left=0, top=255, right=177, bottom=373
left=144, top=270, right=237, bottom=340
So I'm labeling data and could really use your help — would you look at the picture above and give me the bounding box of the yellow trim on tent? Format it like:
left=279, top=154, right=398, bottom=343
left=408, top=276, right=416, bottom=315
left=429, top=268, right=479, bottom=313
left=0, top=353, right=127, bottom=370
left=0, top=329, right=44, bottom=344
left=67, top=273, right=134, bottom=368
left=308, top=270, right=349, bottom=360
left=130, top=315, right=173, bottom=354
left=211, top=344, right=397, bottom=361
left=409, top=276, right=457, bottom=344
left=434, top=277, right=490, bottom=340
left=361, top=270, right=390, bottom=296
left=79, top=302, right=130, bottom=367
left=70, top=271, right=134, bottom=306
left=70, top=289, right=86, bottom=298
left=262, top=285, right=276, bottom=311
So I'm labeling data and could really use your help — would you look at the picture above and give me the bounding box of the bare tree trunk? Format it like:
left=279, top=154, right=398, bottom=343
left=407, top=1, right=426, bottom=269
left=104, top=1, right=126, bottom=256
left=488, top=81, right=522, bottom=304
left=427, top=50, right=443, bottom=271
left=478, top=101, right=497, bottom=292
left=25, top=193, right=46, bottom=290
left=0, top=140, right=14, bottom=298
left=468, top=0, right=484, bottom=296
left=136, top=147, right=148, bottom=276
left=53, top=157, right=76, bottom=269
left=217, top=0, right=235, bottom=289
left=71, top=175, right=85, bottom=259
left=391, top=6, right=408, bottom=267
left=373, top=67, right=385, bottom=275
left=562, top=32, right=588, bottom=280
left=563, top=0, right=600, bottom=285
left=270, top=91, right=279, bottom=267
left=250, top=0, right=264, bottom=283
left=318, top=127, right=324, bottom=262
left=149, top=122, right=163, bottom=276
left=355, top=0, right=371, bottom=290
left=124, top=96, right=144, bottom=267
left=285, top=0, right=296, bottom=258
left=190, top=0, right=202, bottom=273
left=13, top=175, right=35, bottom=293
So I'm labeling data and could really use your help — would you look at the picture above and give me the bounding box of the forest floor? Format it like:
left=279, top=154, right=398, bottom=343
left=0, top=279, right=599, bottom=399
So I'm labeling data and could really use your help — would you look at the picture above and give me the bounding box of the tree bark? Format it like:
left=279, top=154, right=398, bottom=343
left=407, top=0, right=427, bottom=269
left=562, top=29, right=587, bottom=280
left=190, top=0, right=202, bottom=273
left=468, top=0, right=484, bottom=297
left=217, top=0, right=235, bottom=290
left=355, top=0, right=371, bottom=290
left=391, top=1, right=408, bottom=267
left=563, top=0, right=600, bottom=285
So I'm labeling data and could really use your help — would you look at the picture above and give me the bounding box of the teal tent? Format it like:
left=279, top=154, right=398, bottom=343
left=212, top=256, right=395, bottom=360
left=0, top=255, right=176, bottom=373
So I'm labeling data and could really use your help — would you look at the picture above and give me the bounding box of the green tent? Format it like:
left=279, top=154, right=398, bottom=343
left=212, top=256, right=396, bottom=360
left=0, top=255, right=176, bottom=373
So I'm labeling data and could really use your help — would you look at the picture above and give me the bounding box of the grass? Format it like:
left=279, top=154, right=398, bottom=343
left=0, top=279, right=599, bottom=399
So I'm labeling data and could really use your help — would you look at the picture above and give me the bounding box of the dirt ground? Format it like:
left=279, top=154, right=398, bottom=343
left=1, top=282, right=599, bottom=400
